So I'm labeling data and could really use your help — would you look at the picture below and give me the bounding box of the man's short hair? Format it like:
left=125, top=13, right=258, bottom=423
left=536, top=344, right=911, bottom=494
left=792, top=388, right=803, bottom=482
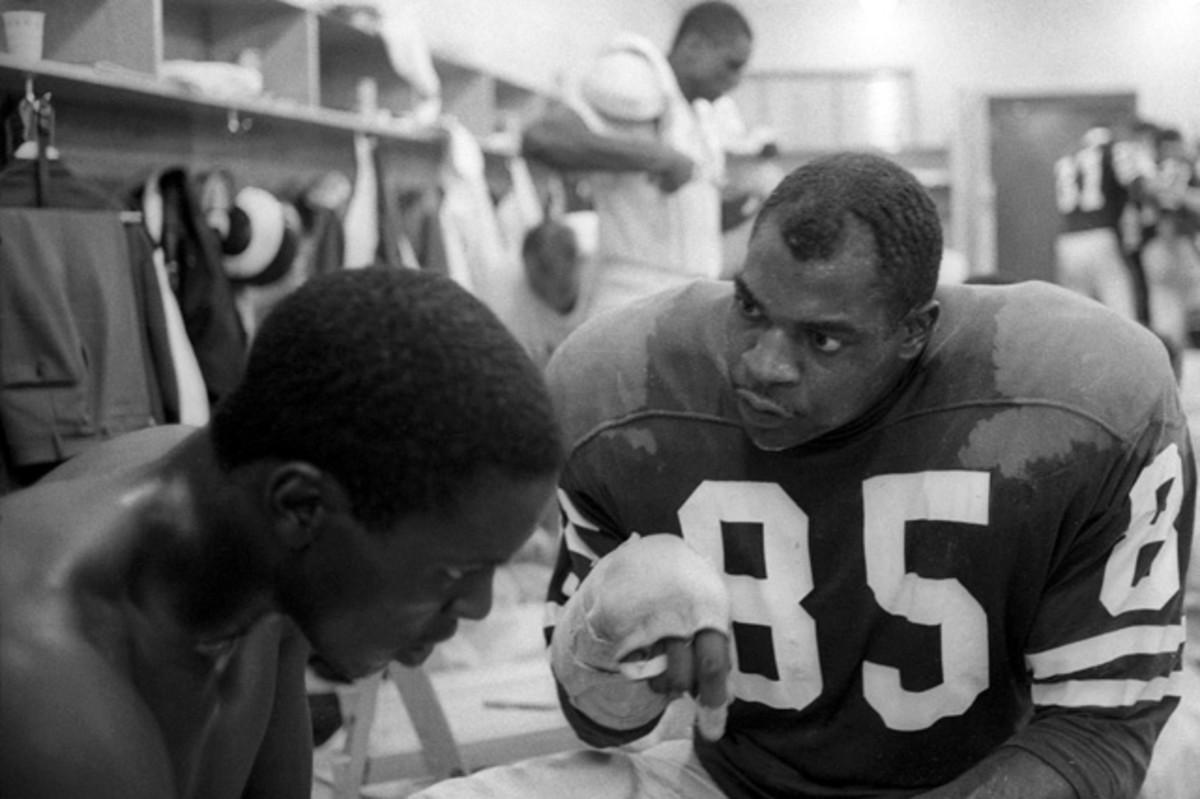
left=522, top=219, right=578, bottom=264
left=673, top=1, right=752, bottom=49
left=523, top=220, right=583, bottom=315
left=753, top=152, right=942, bottom=319
left=210, top=267, right=563, bottom=527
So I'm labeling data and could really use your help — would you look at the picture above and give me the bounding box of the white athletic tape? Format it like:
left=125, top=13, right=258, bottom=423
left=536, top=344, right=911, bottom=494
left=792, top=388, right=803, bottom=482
left=618, top=653, right=669, bottom=681
left=696, top=702, right=728, bottom=741
left=551, top=534, right=732, bottom=731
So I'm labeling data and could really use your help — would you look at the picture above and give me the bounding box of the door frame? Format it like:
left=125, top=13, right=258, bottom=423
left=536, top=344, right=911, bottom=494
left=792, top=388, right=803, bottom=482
left=952, top=87, right=1138, bottom=281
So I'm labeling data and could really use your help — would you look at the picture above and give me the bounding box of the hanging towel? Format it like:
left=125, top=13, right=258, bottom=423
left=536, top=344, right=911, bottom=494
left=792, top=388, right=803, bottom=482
left=343, top=133, right=380, bottom=269
left=437, top=119, right=515, bottom=308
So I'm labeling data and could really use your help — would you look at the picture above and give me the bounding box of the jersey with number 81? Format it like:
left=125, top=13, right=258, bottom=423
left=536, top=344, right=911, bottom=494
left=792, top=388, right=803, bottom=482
left=545, top=279, right=1195, bottom=799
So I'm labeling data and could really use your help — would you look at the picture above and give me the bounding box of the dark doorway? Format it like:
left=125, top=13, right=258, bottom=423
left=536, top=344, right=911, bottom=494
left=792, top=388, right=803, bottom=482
left=988, top=93, right=1138, bottom=282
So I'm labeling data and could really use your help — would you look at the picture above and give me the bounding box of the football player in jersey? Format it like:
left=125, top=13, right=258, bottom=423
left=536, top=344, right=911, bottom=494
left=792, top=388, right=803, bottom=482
left=1141, top=127, right=1200, bottom=375
left=1054, top=123, right=1154, bottom=323
left=416, top=152, right=1194, bottom=799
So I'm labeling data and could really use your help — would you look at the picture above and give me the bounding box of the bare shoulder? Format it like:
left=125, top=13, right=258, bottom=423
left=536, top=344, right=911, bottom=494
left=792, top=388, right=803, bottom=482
left=37, top=425, right=196, bottom=484
left=0, top=616, right=176, bottom=798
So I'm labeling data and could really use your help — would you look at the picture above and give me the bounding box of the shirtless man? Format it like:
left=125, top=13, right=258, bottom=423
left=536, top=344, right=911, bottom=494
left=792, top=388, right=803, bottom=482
left=0, top=267, right=563, bottom=798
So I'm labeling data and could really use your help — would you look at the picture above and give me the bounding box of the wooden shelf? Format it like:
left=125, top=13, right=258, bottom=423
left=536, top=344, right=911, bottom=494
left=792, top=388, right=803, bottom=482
left=315, top=13, right=416, bottom=116
left=0, top=0, right=551, bottom=186
left=0, top=56, right=440, bottom=142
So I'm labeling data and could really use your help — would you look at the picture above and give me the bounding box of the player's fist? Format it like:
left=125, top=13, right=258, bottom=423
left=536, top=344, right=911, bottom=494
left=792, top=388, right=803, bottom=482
left=631, top=629, right=732, bottom=740
left=550, top=534, right=731, bottom=733
left=651, top=150, right=696, bottom=194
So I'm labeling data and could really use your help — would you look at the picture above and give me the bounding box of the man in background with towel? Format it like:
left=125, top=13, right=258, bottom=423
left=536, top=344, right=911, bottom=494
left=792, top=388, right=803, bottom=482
left=522, top=1, right=762, bottom=318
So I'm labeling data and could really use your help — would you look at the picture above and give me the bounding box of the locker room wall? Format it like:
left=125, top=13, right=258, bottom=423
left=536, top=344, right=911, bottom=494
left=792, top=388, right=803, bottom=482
left=414, top=0, right=1197, bottom=150
left=411, top=0, right=681, bottom=96
left=677, top=0, right=1200, bottom=148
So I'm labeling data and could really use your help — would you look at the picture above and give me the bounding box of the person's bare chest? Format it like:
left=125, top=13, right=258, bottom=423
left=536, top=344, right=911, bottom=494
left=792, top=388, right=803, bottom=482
left=125, top=613, right=287, bottom=797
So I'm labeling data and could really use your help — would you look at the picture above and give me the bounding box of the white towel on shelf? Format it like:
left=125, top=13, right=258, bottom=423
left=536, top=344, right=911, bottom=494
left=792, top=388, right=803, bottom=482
left=160, top=60, right=264, bottom=101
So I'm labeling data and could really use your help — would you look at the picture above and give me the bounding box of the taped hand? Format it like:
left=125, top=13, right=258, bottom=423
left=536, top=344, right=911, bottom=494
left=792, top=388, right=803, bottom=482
left=551, top=534, right=732, bottom=738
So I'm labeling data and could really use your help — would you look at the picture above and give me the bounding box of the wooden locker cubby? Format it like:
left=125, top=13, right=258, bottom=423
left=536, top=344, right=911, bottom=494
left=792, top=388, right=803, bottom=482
left=0, top=0, right=552, bottom=188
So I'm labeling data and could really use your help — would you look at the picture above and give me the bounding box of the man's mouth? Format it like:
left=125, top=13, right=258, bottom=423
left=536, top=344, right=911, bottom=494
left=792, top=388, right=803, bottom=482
left=735, top=387, right=793, bottom=419
left=394, top=623, right=458, bottom=665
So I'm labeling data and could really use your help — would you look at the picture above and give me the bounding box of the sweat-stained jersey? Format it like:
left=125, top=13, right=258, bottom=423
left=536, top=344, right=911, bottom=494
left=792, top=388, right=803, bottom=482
left=544, top=279, right=1195, bottom=798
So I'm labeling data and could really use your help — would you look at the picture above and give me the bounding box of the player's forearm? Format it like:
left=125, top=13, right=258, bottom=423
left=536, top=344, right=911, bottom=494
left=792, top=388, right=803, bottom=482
left=522, top=116, right=682, bottom=176
left=938, top=700, right=1167, bottom=799
left=914, top=747, right=1076, bottom=799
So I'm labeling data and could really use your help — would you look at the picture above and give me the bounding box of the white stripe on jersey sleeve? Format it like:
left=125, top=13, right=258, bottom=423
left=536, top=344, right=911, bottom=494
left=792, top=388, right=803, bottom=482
left=550, top=488, right=601, bottom=614
left=543, top=599, right=564, bottom=628
left=1026, top=624, right=1186, bottom=678
left=1032, top=671, right=1182, bottom=709
left=559, top=487, right=602, bottom=565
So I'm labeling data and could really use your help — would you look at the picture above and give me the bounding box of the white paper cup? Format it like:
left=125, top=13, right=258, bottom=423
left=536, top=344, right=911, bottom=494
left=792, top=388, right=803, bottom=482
left=3, top=10, right=45, bottom=63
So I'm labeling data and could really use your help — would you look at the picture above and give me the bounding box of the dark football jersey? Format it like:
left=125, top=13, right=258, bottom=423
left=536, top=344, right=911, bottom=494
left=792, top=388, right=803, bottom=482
left=1055, top=130, right=1142, bottom=233
left=544, top=280, right=1195, bottom=798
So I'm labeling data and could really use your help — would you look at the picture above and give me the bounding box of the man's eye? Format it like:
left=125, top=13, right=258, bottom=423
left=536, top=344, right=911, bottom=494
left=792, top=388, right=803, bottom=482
left=811, top=331, right=844, bottom=354
left=735, top=291, right=763, bottom=320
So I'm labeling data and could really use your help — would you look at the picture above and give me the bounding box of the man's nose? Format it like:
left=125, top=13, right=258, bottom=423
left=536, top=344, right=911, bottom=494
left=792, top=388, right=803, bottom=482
left=743, top=328, right=800, bottom=383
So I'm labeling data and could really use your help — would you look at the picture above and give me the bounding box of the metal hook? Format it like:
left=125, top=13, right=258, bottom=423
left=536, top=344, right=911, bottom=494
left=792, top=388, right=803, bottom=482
left=226, top=108, right=253, bottom=134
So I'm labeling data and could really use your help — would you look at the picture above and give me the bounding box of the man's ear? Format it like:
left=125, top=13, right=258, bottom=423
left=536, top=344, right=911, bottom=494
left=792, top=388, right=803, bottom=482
left=267, top=462, right=333, bottom=552
left=898, top=299, right=939, bottom=360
